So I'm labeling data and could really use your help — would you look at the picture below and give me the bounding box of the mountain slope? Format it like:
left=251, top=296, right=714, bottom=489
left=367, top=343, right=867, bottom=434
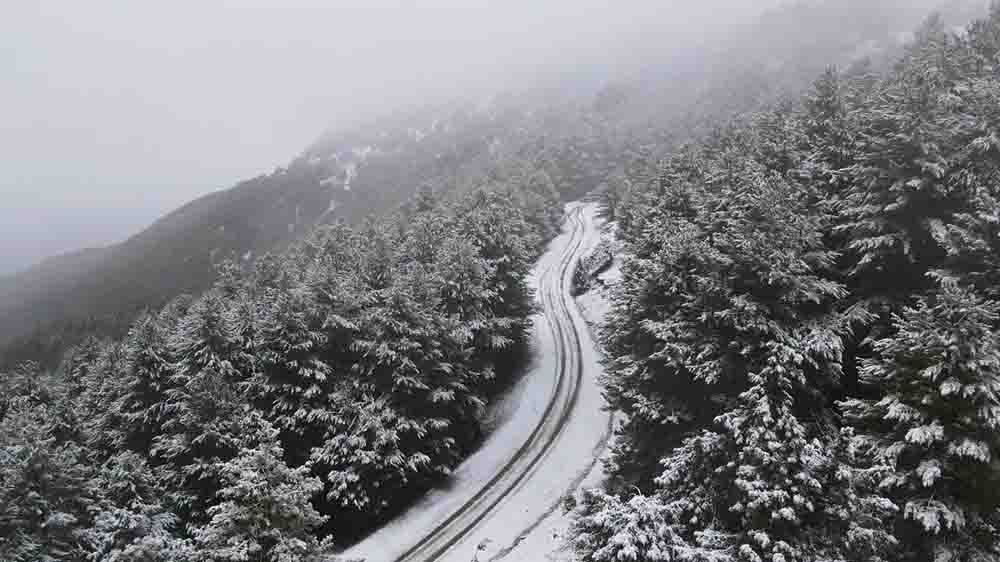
left=3, top=0, right=981, bottom=368
left=0, top=97, right=622, bottom=365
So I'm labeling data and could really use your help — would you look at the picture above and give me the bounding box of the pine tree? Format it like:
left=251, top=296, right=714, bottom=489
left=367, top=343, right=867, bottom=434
left=311, top=277, right=481, bottom=525
left=153, top=292, right=245, bottom=522
left=62, top=336, right=107, bottom=402
left=842, top=287, right=1000, bottom=560
left=76, top=340, right=128, bottom=455
left=455, top=188, right=540, bottom=355
left=598, top=147, right=730, bottom=485
left=838, top=15, right=968, bottom=301
left=581, top=119, right=897, bottom=560
left=520, top=170, right=563, bottom=240
left=358, top=218, right=401, bottom=291
left=0, top=401, right=95, bottom=562
left=401, top=210, right=452, bottom=267
left=192, top=415, right=337, bottom=562
left=83, top=452, right=193, bottom=562
left=922, top=14, right=1000, bottom=302
left=1, top=360, right=56, bottom=422
left=577, top=8, right=1000, bottom=562
left=572, top=491, right=682, bottom=562
left=90, top=315, right=173, bottom=456
left=251, top=282, right=332, bottom=447
left=800, top=65, right=867, bottom=227
left=433, top=234, right=506, bottom=371
left=302, top=221, right=363, bottom=276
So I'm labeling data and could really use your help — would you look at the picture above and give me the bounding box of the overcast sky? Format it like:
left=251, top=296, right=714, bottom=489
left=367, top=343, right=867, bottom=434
left=0, top=1, right=786, bottom=274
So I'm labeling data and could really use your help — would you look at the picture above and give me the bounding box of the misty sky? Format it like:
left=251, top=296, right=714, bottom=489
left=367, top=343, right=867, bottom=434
left=0, top=1, right=785, bottom=275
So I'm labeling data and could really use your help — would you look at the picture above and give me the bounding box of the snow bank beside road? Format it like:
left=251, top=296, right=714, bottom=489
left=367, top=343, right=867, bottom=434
left=488, top=204, right=620, bottom=562
left=344, top=202, right=616, bottom=562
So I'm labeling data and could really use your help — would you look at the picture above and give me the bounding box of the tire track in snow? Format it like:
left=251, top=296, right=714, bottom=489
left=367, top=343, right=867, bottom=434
left=485, top=205, right=616, bottom=562
left=390, top=207, right=588, bottom=562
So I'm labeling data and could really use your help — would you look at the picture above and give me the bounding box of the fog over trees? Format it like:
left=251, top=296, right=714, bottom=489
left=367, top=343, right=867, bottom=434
left=4, top=1, right=1000, bottom=561
left=0, top=0, right=957, bottom=275
left=0, top=0, right=779, bottom=275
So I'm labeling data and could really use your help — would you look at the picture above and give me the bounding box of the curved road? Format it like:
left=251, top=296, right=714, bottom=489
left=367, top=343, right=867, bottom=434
left=347, top=203, right=612, bottom=562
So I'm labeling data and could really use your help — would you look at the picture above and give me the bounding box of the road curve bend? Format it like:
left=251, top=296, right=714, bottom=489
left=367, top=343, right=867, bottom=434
left=346, top=202, right=612, bottom=562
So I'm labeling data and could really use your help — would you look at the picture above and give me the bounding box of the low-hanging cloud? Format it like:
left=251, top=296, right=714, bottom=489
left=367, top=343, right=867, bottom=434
left=0, top=0, right=940, bottom=273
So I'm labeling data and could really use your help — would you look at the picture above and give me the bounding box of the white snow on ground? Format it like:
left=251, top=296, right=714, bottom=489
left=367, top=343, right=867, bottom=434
left=320, top=162, right=357, bottom=191
left=352, top=145, right=375, bottom=160
left=576, top=219, right=622, bottom=338
left=344, top=163, right=357, bottom=191
left=487, top=206, right=620, bottom=562
left=344, top=202, right=617, bottom=562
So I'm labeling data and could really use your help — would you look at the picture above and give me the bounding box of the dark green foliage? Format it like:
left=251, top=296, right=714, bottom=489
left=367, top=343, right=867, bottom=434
left=0, top=164, right=553, bottom=557
left=0, top=88, right=625, bottom=372
left=108, top=315, right=177, bottom=455
left=83, top=453, right=193, bottom=562
left=577, top=8, right=1000, bottom=562
left=191, top=415, right=336, bottom=562
left=0, top=401, right=96, bottom=562
left=8, top=3, right=995, bottom=560
left=843, top=288, right=1000, bottom=560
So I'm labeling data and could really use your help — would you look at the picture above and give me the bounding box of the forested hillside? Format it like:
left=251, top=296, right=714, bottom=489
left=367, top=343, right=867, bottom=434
left=575, top=7, right=1000, bottom=562
left=0, top=177, right=562, bottom=560
left=0, top=0, right=969, bottom=371
left=3, top=1, right=998, bottom=561
left=0, top=95, right=622, bottom=369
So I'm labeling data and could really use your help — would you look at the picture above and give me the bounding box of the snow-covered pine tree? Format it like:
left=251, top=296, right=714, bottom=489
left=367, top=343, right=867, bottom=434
left=802, top=67, right=855, bottom=183
left=456, top=188, right=540, bottom=325
left=89, top=315, right=173, bottom=456
left=967, top=2, right=1000, bottom=62
left=838, top=15, right=970, bottom=301
left=1, top=360, right=56, bottom=422
left=153, top=291, right=246, bottom=523
left=251, top=282, right=332, bottom=451
left=310, top=273, right=481, bottom=528
left=519, top=169, right=563, bottom=240
left=62, top=336, right=107, bottom=402
left=842, top=287, right=1000, bottom=560
left=75, top=339, right=129, bottom=455
left=598, top=151, right=724, bottom=485
left=0, top=400, right=95, bottom=562
left=579, top=115, right=902, bottom=560
left=572, top=490, right=683, bottom=562
left=401, top=207, right=453, bottom=267
left=358, top=217, right=401, bottom=292
left=157, top=294, right=197, bottom=335
left=920, top=13, right=1000, bottom=303
left=301, top=221, right=364, bottom=276
left=433, top=234, right=505, bottom=375
left=192, top=414, right=337, bottom=562
left=453, top=188, right=540, bottom=382
left=650, top=161, right=859, bottom=561
left=404, top=260, right=489, bottom=438
left=83, top=452, right=193, bottom=562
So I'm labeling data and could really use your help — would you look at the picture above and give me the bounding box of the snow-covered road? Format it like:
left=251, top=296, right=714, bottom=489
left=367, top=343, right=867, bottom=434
left=345, top=202, right=613, bottom=562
